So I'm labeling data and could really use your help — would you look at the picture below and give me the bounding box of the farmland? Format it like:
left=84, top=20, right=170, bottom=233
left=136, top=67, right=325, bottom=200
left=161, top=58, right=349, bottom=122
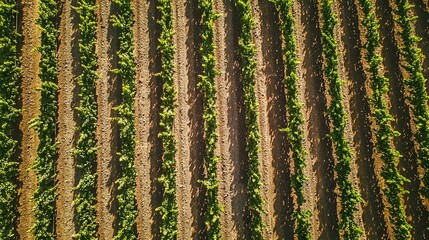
left=2, top=0, right=429, bottom=239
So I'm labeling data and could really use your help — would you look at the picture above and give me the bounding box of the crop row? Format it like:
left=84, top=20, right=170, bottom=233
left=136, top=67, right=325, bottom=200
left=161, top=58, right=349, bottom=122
left=394, top=0, right=429, bottom=202
left=233, top=0, right=265, bottom=238
left=156, top=0, right=178, bottom=239
left=197, top=0, right=222, bottom=239
left=358, top=0, right=412, bottom=239
left=319, top=0, right=363, bottom=239
left=29, top=0, right=59, bottom=238
left=73, top=0, right=98, bottom=239
left=0, top=0, right=20, bottom=238
left=271, top=0, right=311, bottom=239
left=111, top=0, right=138, bottom=239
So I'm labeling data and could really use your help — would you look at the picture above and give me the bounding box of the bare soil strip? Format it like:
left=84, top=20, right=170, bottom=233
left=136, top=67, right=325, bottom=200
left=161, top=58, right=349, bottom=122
left=95, top=0, right=120, bottom=238
left=173, top=0, right=206, bottom=238
left=56, top=0, right=79, bottom=238
left=18, top=0, right=40, bottom=238
left=376, top=0, right=429, bottom=238
left=132, top=0, right=159, bottom=239
left=213, top=0, right=249, bottom=238
left=252, top=0, right=295, bottom=238
left=297, top=0, right=339, bottom=239
left=337, top=0, right=388, bottom=238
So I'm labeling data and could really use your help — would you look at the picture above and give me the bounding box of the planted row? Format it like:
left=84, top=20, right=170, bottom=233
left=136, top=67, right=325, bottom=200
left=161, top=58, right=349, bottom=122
left=73, top=0, right=98, bottom=239
left=358, top=0, right=412, bottom=238
left=111, top=0, right=138, bottom=239
left=271, top=0, right=311, bottom=239
left=197, top=0, right=222, bottom=239
left=319, top=0, right=363, bottom=239
left=29, top=0, right=59, bottom=238
left=156, top=0, right=178, bottom=239
left=0, top=0, right=20, bottom=238
left=394, top=0, right=429, bottom=202
left=233, top=0, right=265, bottom=238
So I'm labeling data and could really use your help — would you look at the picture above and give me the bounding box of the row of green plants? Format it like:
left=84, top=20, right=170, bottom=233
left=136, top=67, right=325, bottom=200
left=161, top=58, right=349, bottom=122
left=358, top=0, right=412, bottom=238
left=197, top=0, right=222, bottom=239
left=0, top=0, right=20, bottom=238
left=393, top=0, right=429, bottom=201
left=73, top=0, right=98, bottom=239
left=233, top=0, right=265, bottom=238
left=111, top=0, right=138, bottom=239
left=29, top=0, right=60, bottom=238
left=319, top=0, right=363, bottom=239
left=271, top=0, right=311, bottom=239
left=156, top=0, right=178, bottom=239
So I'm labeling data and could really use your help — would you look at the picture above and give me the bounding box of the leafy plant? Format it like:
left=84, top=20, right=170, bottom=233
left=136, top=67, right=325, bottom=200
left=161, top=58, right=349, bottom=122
left=197, top=0, right=222, bottom=238
left=73, top=0, right=98, bottom=239
left=155, top=0, right=178, bottom=239
left=270, top=0, right=311, bottom=238
left=319, top=0, right=363, bottom=239
left=30, top=0, right=60, bottom=238
left=111, top=0, right=138, bottom=239
left=0, top=0, right=20, bottom=238
left=358, top=0, right=412, bottom=239
left=233, top=0, right=265, bottom=238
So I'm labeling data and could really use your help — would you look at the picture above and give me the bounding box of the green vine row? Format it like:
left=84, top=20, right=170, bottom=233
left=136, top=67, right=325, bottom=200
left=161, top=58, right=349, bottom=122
left=111, top=0, right=138, bottom=238
left=73, top=0, right=98, bottom=239
left=197, top=0, right=222, bottom=239
left=0, top=0, right=20, bottom=238
left=233, top=0, right=265, bottom=238
left=156, top=0, right=178, bottom=239
left=358, top=0, right=412, bottom=239
left=319, top=0, right=363, bottom=239
left=271, top=0, right=311, bottom=239
left=29, top=0, right=59, bottom=238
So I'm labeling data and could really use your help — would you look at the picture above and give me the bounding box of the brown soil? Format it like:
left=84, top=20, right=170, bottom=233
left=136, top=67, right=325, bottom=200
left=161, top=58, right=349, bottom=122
left=15, top=0, right=429, bottom=239
left=55, top=0, right=80, bottom=238
left=17, top=0, right=40, bottom=239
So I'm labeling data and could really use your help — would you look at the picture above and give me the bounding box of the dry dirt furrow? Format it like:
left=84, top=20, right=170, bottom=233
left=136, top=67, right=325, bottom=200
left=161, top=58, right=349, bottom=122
left=95, top=0, right=120, bottom=238
left=132, top=0, right=160, bottom=239
left=17, top=0, right=40, bottom=238
left=173, top=0, right=206, bottom=238
left=297, top=0, right=339, bottom=239
left=55, top=0, right=79, bottom=238
left=251, top=0, right=295, bottom=238
left=376, top=0, right=429, bottom=238
left=213, top=0, right=248, bottom=238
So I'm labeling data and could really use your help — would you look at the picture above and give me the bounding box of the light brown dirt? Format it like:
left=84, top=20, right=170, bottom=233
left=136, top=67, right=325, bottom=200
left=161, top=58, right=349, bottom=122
left=55, top=0, right=79, bottom=238
left=17, top=0, right=40, bottom=239
left=95, top=0, right=120, bottom=238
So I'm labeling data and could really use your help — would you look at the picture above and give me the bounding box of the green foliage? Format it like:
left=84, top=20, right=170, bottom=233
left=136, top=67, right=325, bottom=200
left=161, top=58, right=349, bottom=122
left=319, top=0, right=363, bottom=239
left=73, top=0, right=98, bottom=239
left=270, top=0, right=311, bottom=239
left=30, top=0, right=59, bottom=238
left=0, top=0, right=20, bottom=238
left=197, top=0, right=222, bottom=239
left=156, top=0, right=178, bottom=239
left=358, top=0, right=412, bottom=239
left=233, top=0, right=265, bottom=238
left=111, top=0, right=138, bottom=239
left=394, top=0, right=429, bottom=204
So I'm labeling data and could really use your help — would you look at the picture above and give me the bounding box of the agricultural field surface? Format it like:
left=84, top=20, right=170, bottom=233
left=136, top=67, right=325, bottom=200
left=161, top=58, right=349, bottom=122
left=1, top=0, right=429, bottom=239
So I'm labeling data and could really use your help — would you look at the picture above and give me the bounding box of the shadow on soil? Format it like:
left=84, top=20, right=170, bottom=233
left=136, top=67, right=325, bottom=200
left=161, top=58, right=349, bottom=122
left=259, top=0, right=295, bottom=238
left=300, top=0, right=339, bottom=238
